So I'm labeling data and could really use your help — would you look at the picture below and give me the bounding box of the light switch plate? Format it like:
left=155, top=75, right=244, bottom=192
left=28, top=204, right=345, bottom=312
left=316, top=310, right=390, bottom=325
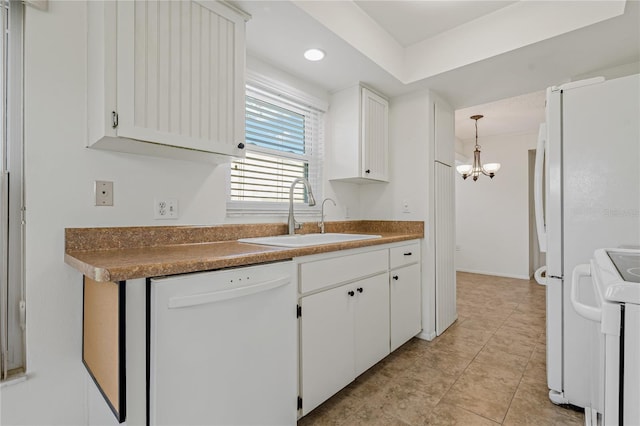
left=95, top=181, right=113, bottom=206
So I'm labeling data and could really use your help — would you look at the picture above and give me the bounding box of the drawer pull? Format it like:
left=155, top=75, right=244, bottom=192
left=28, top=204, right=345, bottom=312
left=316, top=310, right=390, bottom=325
left=357, top=287, right=363, bottom=293
left=348, top=290, right=355, bottom=297
left=392, top=275, right=399, bottom=281
left=403, top=252, right=412, bottom=256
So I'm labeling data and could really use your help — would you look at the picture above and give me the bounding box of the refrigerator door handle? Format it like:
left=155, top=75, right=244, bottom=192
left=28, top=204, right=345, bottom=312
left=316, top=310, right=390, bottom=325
left=570, top=263, right=601, bottom=323
left=534, top=123, right=547, bottom=252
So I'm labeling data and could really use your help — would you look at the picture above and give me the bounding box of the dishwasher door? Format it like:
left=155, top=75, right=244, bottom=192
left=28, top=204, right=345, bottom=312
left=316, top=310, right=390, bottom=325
left=149, top=261, right=297, bottom=426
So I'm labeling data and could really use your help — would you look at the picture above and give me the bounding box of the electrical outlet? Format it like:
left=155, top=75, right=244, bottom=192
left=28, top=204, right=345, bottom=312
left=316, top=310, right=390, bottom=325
left=95, top=181, right=114, bottom=206
left=154, top=198, right=179, bottom=219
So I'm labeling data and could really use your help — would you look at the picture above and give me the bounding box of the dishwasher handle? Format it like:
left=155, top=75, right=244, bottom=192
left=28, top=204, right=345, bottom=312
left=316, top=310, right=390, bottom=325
left=570, top=263, right=601, bottom=323
left=168, top=276, right=291, bottom=309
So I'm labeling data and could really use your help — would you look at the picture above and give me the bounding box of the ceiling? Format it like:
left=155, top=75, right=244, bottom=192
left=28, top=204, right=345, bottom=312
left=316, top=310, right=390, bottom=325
left=233, top=0, right=639, bottom=138
left=455, top=90, right=546, bottom=141
left=354, top=1, right=518, bottom=47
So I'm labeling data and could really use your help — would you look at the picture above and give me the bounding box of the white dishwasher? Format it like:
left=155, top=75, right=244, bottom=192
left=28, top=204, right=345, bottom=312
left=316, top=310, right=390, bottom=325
left=149, top=261, right=297, bottom=426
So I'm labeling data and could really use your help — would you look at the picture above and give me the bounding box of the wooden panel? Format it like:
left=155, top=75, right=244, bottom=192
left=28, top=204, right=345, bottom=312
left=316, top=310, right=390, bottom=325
left=83, top=277, right=126, bottom=423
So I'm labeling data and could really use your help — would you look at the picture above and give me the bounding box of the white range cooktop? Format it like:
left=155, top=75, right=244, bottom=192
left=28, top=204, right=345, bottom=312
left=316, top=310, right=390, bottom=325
left=593, top=249, right=640, bottom=305
left=608, top=251, right=640, bottom=283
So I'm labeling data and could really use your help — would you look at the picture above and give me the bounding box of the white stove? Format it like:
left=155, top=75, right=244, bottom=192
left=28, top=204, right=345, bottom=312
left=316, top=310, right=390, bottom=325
left=571, top=249, right=640, bottom=426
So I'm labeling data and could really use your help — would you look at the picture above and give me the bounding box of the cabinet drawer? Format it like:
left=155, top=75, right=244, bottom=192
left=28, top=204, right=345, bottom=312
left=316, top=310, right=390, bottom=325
left=390, top=242, right=420, bottom=269
left=300, top=250, right=388, bottom=294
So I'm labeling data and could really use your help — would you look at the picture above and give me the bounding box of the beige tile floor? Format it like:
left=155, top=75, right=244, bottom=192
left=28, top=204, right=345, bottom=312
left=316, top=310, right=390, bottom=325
left=298, top=272, right=585, bottom=425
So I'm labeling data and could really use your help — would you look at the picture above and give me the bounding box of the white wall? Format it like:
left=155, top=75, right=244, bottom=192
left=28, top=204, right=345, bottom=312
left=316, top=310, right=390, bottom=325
left=455, top=131, right=537, bottom=279
left=0, top=3, right=358, bottom=425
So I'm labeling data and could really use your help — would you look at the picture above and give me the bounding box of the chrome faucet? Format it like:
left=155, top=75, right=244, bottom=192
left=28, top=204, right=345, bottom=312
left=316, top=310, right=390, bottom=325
left=319, top=198, right=336, bottom=234
left=288, top=178, right=316, bottom=235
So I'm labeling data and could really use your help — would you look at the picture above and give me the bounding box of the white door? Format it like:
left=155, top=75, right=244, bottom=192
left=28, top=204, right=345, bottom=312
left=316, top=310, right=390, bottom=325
left=354, top=274, right=390, bottom=376
left=390, top=264, right=422, bottom=351
left=300, top=285, right=355, bottom=415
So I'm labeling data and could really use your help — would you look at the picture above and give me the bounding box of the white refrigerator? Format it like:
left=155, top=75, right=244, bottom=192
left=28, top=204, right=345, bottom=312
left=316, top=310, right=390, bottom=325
left=535, top=74, right=640, bottom=409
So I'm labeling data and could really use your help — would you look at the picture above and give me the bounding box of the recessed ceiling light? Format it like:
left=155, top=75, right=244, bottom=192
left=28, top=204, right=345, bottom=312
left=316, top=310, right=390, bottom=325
left=304, top=48, right=325, bottom=61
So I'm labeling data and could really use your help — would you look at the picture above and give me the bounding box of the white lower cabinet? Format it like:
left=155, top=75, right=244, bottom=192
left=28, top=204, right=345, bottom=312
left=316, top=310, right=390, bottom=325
left=354, top=274, right=391, bottom=376
left=300, top=283, right=355, bottom=415
left=300, top=273, right=389, bottom=416
left=298, top=241, right=421, bottom=417
left=390, top=263, right=422, bottom=351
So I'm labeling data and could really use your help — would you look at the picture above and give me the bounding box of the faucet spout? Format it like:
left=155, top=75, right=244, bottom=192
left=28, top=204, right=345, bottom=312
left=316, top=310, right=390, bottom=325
left=319, top=198, right=336, bottom=233
left=288, top=178, right=316, bottom=235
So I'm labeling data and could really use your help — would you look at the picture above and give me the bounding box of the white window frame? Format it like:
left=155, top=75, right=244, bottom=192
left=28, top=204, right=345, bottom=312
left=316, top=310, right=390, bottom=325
left=226, top=71, right=327, bottom=217
left=0, top=0, right=25, bottom=383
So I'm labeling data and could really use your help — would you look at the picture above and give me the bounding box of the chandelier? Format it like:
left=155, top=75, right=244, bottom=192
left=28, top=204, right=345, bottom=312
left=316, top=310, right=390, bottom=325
left=456, top=115, right=500, bottom=181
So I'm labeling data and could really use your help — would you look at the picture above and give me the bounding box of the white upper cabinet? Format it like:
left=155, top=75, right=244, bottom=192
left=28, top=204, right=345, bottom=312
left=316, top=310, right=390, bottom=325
left=87, top=0, right=249, bottom=163
left=329, top=84, right=389, bottom=183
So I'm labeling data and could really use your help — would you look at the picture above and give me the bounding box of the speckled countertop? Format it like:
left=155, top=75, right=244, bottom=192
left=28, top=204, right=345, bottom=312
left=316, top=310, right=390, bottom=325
left=65, top=221, right=423, bottom=282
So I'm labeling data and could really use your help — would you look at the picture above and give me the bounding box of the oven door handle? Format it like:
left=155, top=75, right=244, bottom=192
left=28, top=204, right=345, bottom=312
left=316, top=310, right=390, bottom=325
left=570, top=263, right=601, bottom=322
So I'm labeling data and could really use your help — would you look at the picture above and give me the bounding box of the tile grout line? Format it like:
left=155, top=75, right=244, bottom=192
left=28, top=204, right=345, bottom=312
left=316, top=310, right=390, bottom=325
left=433, top=300, right=519, bottom=424
left=500, top=300, right=546, bottom=425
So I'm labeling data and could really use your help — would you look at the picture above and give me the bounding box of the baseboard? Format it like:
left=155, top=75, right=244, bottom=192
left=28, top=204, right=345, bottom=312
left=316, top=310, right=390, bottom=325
left=456, top=268, right=530, bottom=280
left=416, top=330, right=436, bottom=341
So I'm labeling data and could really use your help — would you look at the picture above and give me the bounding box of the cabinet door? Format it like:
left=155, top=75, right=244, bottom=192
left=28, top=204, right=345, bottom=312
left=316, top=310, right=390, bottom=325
left=300, top=286, right=355, bottom=415
left=354, top=274, right=390, bottom=376
left=361, top=87, right=389, bottom=181
left=390, top=264, right=422, bottom=351
left=116, top=0, right=245, bottom=156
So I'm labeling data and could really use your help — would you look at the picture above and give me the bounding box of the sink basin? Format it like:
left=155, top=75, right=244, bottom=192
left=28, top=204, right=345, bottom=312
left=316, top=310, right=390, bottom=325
left=238, top=233, right=382, bottom=248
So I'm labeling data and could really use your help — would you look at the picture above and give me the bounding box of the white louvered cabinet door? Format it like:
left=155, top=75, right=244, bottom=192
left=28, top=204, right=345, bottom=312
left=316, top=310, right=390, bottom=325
left=116, top=0, right=246, bottom=157
left=361, top=87, right=389, bottom=182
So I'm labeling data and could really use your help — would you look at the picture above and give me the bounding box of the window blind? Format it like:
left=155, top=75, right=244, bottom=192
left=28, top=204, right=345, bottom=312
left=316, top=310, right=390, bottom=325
left=231, top=151, right=309, bottom=203
left=230, top=83, right=324, bottom=207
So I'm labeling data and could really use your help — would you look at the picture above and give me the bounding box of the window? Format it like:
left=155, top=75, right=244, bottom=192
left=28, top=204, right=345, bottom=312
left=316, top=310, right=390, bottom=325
left=228, top=74, right=326, bottom=215
left=1, top=0, right=24, bottom=382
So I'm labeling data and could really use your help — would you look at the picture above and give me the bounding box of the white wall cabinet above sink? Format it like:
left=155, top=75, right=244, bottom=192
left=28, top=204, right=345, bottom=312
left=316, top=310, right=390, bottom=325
left=87, top=0, right=249, bottom=163
left=329, top=84, right=389, bottom=183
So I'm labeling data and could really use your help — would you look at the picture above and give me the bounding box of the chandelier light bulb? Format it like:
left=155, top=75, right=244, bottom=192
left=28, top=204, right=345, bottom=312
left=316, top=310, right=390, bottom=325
left=456, top=164, right=472, bottom=176
left=483, top=163, right=501, bottom=173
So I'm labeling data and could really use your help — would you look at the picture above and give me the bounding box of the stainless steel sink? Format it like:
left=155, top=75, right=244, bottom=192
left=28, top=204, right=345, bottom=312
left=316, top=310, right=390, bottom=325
left=238, top=233, right=382, bottom=248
